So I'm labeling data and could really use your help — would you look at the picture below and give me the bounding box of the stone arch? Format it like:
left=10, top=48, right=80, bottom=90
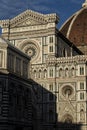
left=62, top=114, right=73, bottom=123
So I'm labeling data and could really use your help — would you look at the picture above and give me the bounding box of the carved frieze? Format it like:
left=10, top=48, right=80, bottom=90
left=0, top=10, right=59, bottom=28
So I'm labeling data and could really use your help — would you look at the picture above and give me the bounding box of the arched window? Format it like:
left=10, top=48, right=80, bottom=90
left=80, top=82, right=84, bottom=89
left=49, top=46, right=53, bottom=52
left=80, top=66, right=84, bottom=75
left=80, top=92, right=84, bottom=100
left=49, top=68, right=53, bottom=77
left=49, top=84, right=53, bottom=91
left=49, top=36, right=53, bottom=43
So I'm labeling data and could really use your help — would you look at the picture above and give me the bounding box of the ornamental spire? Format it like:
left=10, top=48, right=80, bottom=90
left=82, top=0, right=87, bottom=7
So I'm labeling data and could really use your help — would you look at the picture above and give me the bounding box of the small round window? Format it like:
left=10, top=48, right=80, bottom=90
left=62, top=86, right=73, bottom=98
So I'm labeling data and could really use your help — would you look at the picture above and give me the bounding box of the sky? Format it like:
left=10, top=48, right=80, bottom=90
left=0, top=0, right=85, bottom=28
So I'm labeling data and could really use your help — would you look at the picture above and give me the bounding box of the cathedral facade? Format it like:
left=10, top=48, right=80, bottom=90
left=0, top=1, right=87, bottom=130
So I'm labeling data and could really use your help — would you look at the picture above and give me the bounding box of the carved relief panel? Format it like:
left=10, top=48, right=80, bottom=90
left=58, top=83, right=77, bottom=124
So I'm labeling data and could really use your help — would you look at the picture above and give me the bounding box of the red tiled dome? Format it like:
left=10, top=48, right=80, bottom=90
left=60, top=2, right=87, bottom=47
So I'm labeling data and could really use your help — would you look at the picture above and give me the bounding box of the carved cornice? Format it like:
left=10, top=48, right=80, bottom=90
left=0, top=19, right=9, bottom=27
left=47, top=55, right=87, bottom=65
left=2, top=27, right=56, bottom=39
left=0, top=10, right=59, bottom=28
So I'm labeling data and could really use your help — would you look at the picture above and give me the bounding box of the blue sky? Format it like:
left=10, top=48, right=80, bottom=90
left=0, top=0, right=85, bottom=28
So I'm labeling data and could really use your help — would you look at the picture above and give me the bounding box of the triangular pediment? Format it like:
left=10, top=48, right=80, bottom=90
left=10, top=10, right=48, bottom=27
left=14, top=17, right=45, bottom=27
left=0, top=10, right=59, bottom=28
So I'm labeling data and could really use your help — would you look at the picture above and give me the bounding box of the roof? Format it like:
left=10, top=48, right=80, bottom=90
left=60, top=1, right=87, bottom=47
left=57, top=31, right=83, bottom=55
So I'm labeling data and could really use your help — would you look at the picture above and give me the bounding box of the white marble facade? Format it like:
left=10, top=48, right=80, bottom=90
left=0, top=10, right=87, bottom=130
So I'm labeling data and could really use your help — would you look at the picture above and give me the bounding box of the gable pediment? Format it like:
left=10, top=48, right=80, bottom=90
left=0, top=10, right=59, bottom=28
left=10, top=10, right=47, bottom=27
left=15, top=17, right=45, bottom=27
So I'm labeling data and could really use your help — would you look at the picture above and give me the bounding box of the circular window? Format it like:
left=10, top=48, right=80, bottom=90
left=26, top=47, right=36, bottom=58
left=62, top=86, right=73, bottom=98
left=23, top=43, right=39, bottom=61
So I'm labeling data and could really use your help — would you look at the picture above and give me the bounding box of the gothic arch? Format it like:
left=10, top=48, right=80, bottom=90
left=62, top=114, right=73, bottom=123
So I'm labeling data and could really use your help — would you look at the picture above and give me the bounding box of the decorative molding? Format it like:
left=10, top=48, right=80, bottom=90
left=0, top=10, right=59, bottom=28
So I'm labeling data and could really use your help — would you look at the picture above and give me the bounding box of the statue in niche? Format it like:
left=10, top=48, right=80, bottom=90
left=43, top=69, right=47, bottom=78
left=59, top=68, right=63, bottom=77
left=80, top=109, right=85, bottom=123
left=71, top=67, right=75, bottom=76
left=65, top=68, right=69, bottom=77
left=62, top=114, right=73, bottom=124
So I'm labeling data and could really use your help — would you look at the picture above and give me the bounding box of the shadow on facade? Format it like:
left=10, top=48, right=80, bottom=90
left=0, top=74, right=82, bottom=130
left=57, top=122, right=82, bottom=130
left=30, top=79, right=81, bottom=130
left=30, top=79, right=82, bottom=130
